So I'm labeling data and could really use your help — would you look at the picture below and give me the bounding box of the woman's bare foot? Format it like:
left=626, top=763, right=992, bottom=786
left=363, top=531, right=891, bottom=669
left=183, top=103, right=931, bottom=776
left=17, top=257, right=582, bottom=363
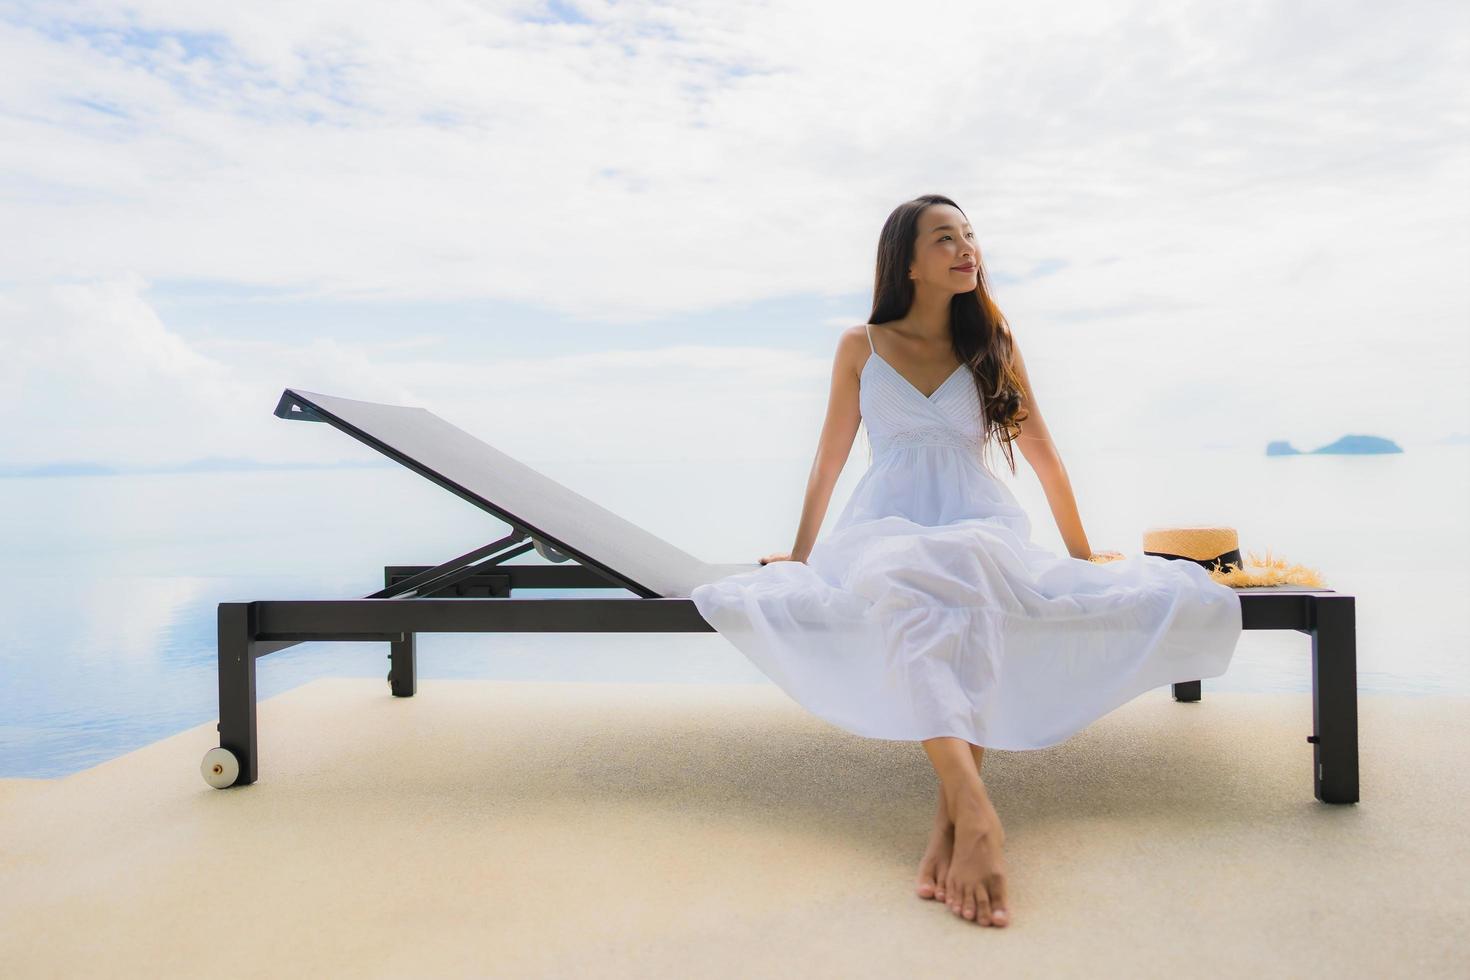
left=944, top=786, right=1010, bottom=926
left=915, top=784, right=955, bottom=901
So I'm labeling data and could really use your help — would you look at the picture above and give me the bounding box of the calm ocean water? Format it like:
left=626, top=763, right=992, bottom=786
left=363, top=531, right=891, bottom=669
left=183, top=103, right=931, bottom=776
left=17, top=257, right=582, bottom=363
left=2, top=443, right=1465, bottom=778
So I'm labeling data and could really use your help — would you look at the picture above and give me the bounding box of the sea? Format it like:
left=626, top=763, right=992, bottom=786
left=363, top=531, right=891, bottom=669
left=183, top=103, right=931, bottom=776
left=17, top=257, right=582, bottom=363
left=2, top=442, right=1465, bottom=778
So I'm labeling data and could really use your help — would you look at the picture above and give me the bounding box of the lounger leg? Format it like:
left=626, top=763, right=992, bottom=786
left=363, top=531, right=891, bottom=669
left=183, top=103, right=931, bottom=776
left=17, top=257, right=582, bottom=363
left=1309, top=595, right=1359, bottom=804
left=1172, top=680, right=1201, bottom=702
left=216, top=602, right=259, bottom=787
left=389, top=633, right=417, bottom=697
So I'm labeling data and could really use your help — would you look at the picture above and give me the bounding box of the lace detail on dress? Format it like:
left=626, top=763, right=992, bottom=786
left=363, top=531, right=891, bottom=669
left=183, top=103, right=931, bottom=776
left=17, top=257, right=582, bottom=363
left=871, top=423, right=980, bottom=456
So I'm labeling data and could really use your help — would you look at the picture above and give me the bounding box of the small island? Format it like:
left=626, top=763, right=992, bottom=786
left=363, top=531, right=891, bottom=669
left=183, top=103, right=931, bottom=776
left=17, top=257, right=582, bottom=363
left=1266, top=434, right=1403, bottom=456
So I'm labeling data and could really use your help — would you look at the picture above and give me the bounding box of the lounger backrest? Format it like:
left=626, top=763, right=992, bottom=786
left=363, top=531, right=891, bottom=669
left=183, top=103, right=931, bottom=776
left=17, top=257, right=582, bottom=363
left=277, top=388, right=755, bottom=598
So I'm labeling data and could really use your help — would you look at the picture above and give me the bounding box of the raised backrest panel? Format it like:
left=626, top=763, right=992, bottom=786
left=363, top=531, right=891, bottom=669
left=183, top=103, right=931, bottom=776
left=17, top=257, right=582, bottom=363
left=280, top=389, right=754, bottom=598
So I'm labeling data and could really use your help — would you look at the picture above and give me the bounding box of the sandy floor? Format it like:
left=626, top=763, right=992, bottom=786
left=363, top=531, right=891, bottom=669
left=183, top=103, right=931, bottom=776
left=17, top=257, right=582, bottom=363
left=2, top=678, right=1467, bottom=978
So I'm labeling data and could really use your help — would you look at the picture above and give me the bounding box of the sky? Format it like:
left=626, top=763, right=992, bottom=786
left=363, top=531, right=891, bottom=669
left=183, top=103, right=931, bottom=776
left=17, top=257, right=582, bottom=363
left=0, top=0, right=1466, bottom=470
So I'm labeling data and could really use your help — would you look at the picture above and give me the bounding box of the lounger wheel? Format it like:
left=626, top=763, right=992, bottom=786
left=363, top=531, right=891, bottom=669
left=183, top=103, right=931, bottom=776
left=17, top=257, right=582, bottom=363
left=201, top=747, right=241, bottom=789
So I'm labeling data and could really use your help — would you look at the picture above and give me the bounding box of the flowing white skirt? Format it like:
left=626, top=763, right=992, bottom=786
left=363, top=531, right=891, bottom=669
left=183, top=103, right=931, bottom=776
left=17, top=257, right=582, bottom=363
left=690, top=445, right=1243, bottom=750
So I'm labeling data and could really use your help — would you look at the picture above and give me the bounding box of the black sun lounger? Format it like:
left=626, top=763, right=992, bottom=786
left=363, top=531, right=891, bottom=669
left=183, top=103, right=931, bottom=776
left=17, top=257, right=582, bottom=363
left=204, top=388, right=1359, bottom=805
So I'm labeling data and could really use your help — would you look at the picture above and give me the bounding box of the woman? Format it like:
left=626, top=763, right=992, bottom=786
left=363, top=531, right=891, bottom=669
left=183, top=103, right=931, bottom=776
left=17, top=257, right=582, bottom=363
left=689, top=194, right=1242, bottom=929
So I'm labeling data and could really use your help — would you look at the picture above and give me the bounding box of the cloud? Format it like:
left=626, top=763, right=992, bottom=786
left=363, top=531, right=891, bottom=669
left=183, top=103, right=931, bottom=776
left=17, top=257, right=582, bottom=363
left=0, top=1, right=1460, bottom=310
left=0, top=274, right=423, bottom=466
left=0, top=274, right=846, bottom=466
left=0, top=0, right=1465, bottom=460
left=0, top=276, right=244, bottom=465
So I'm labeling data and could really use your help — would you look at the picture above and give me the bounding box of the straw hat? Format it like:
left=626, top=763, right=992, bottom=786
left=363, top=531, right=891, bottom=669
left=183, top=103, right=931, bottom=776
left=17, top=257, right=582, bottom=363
left=1089, top=525, right=1325, bottom=588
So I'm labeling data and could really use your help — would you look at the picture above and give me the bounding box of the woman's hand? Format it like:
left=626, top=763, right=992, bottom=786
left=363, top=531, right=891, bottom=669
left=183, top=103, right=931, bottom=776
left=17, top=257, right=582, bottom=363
left=1087, top=550, right=1125, bottom=564
left=759, top=551, right=804, bottom=565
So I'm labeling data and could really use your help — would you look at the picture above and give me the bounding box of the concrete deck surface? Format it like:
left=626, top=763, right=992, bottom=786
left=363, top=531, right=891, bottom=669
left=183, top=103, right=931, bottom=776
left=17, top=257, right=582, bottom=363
left=2, top=678, right=1467, bottom=978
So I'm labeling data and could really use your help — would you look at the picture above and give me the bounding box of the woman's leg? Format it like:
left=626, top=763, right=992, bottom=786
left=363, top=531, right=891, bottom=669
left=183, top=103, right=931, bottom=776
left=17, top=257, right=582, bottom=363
left=920, top=736, right=1010, bottom=926
left=915, top=743, right=986, bottom=901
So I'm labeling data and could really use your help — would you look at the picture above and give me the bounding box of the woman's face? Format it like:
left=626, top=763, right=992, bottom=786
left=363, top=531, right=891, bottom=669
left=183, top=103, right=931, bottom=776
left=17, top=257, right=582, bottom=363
left=909, top=204, right=979, bottom=291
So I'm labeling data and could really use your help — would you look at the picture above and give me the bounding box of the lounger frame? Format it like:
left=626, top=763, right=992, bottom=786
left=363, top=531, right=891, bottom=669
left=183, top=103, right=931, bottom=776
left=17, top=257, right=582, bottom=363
left=210, top=390, right=1360, bottom=805
left=214, top=547, right=1358, bottom=804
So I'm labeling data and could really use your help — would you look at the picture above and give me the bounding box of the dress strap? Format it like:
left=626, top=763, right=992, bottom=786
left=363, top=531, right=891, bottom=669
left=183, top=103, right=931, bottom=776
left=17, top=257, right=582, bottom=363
left=864, top=323, right=875, bottom=352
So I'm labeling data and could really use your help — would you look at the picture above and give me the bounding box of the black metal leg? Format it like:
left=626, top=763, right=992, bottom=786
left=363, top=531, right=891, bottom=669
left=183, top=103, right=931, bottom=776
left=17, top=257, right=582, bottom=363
left=389, top=632, right=417, bottom=697
left=217, top=602, right=259, bottom=786
left=1309, top=595, right=1359, bottom=804
left=1172, top=680, right=1201, bottom=702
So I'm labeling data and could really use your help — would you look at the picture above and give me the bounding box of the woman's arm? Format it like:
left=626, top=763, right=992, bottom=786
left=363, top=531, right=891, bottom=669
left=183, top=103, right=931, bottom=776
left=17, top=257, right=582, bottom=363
left=1009, top=337, right=1095, bottom=560
left=784, top=328, right=866, bottom=562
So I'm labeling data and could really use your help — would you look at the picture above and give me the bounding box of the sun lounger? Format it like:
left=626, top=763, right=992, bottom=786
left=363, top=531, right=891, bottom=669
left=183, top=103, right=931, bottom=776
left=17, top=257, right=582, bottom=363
left=203, top=388, right=1359, bottom=805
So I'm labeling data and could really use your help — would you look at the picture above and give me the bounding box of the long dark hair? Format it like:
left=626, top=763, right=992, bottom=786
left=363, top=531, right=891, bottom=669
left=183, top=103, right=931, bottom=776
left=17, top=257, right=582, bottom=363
left=866, top=193, right=1030, bottom=475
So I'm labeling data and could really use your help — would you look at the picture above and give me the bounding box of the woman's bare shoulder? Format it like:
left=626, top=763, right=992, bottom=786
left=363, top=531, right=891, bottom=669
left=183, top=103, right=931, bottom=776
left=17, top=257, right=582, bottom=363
left=840, top=323, right=875, bottom=363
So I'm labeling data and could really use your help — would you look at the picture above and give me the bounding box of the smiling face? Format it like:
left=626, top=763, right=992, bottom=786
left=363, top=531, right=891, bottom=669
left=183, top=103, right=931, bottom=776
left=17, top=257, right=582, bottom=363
left=908, top=203, right=979, bottom=291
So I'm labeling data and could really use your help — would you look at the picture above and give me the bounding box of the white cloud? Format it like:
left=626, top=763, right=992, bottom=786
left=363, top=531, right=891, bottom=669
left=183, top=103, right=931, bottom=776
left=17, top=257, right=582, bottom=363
left=0, top=0, right=1466, bottom=461
left=0, top=275, right=842, bottom=466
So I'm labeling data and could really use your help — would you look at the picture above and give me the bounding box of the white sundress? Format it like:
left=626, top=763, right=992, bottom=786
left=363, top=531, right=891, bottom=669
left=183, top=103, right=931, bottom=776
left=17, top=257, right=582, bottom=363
left=689, top=324, right=1243, bottom=750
